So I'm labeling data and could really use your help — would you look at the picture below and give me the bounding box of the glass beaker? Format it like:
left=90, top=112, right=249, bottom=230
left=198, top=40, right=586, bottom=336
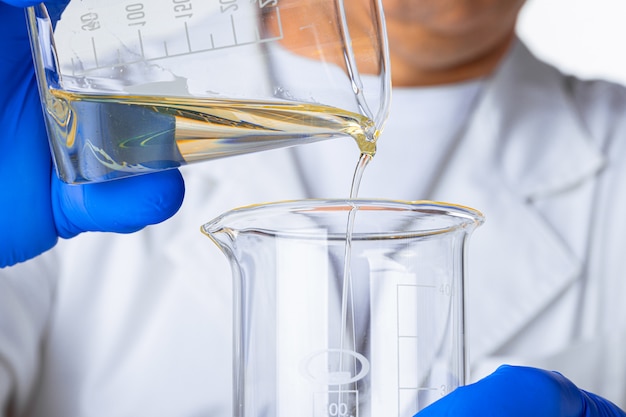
left=26, top=0, right=390, bottom=183
left=202, top=199, right=484, bottom=417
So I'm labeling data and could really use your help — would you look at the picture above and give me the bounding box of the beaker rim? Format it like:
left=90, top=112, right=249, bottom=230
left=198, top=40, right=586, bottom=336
left=202, top=199, right=484, bottom=240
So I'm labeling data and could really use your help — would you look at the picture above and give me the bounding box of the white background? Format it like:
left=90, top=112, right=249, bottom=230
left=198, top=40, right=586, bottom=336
left=517, top=0, right=626, bottom=85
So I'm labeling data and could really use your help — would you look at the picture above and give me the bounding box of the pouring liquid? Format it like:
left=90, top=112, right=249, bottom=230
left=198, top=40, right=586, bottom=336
left=335, top=152, right=374, bottom=417
left=48, top=83, right=379, bottom=415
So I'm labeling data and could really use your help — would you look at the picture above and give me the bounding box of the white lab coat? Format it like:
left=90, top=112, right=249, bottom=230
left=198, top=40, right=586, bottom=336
left=2, top=39, right=626, bottom=416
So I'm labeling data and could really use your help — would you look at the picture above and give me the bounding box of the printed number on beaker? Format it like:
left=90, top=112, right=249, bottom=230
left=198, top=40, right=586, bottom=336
left=80, top=12, right=100, bottom=31
left=439, top=283, right=453, bottom=296
left=328, top=402, right=352, bottom=417
left=126, top=4, right=146, bottom=27
left=314, top=391, right=358, bottom=417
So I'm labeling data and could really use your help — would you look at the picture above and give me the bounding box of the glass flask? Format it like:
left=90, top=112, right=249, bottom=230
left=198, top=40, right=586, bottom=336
left=26, top=0, right=390, bottom=183
left=202, top=199, right=484, bottom=417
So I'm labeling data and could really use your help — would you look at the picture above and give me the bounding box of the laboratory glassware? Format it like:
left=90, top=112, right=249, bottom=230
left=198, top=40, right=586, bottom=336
left=202, top=199, right=484, bottom=417
left=26, top=0, right=390, bottom=183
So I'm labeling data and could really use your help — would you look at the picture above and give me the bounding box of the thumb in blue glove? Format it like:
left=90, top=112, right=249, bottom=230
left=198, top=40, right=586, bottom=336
left=415, top=365, right=626, bottom=417
left=0, top=0, right=185, bottom=268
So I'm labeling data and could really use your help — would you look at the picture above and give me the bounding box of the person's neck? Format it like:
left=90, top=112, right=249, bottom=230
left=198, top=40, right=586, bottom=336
left=390, top=32, right=516, bottom=87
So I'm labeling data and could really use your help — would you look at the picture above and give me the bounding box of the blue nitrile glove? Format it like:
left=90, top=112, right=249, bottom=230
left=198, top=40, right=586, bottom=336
left=0, top=0, right=185, bottom=268
left=416, top=365, right=626, bottom=417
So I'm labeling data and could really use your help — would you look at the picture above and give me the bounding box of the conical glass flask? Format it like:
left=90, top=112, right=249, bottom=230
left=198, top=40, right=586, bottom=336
left=202, top=199, right=484, bottom=417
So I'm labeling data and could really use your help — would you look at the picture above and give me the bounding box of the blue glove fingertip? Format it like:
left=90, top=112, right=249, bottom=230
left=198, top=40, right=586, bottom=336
left=52, top=169, right=185, bottom=237
left=414, top=365, right=590, bottom=417
left=580, top=390, right=626, bottom=417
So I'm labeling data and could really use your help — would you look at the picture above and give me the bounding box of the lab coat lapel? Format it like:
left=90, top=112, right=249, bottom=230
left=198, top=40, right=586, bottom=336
left=429, top=40, right=605, bottom=361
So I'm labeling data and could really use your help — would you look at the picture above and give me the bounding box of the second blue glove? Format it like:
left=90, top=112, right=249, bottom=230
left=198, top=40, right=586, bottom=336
left=415, top=365, right=626, bottom=417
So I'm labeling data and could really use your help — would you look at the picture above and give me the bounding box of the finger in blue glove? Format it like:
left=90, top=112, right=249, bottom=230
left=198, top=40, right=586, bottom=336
left=0, top=0, right=185, bottom=268
left=415, top=365, right=626, bottom=417
left=52, top=170, right=185, bottom=238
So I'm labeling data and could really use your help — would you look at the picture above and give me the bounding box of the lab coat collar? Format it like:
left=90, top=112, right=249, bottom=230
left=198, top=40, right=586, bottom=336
left=430, top=39, right=605, bottom=362
left=481, top=40, right=605, bottom=199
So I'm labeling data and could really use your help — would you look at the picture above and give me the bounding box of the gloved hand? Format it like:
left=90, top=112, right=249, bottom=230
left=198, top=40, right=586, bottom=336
left=0, top=0, right=185, bottom=268
left=416, top=365, right=626, bottom=417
